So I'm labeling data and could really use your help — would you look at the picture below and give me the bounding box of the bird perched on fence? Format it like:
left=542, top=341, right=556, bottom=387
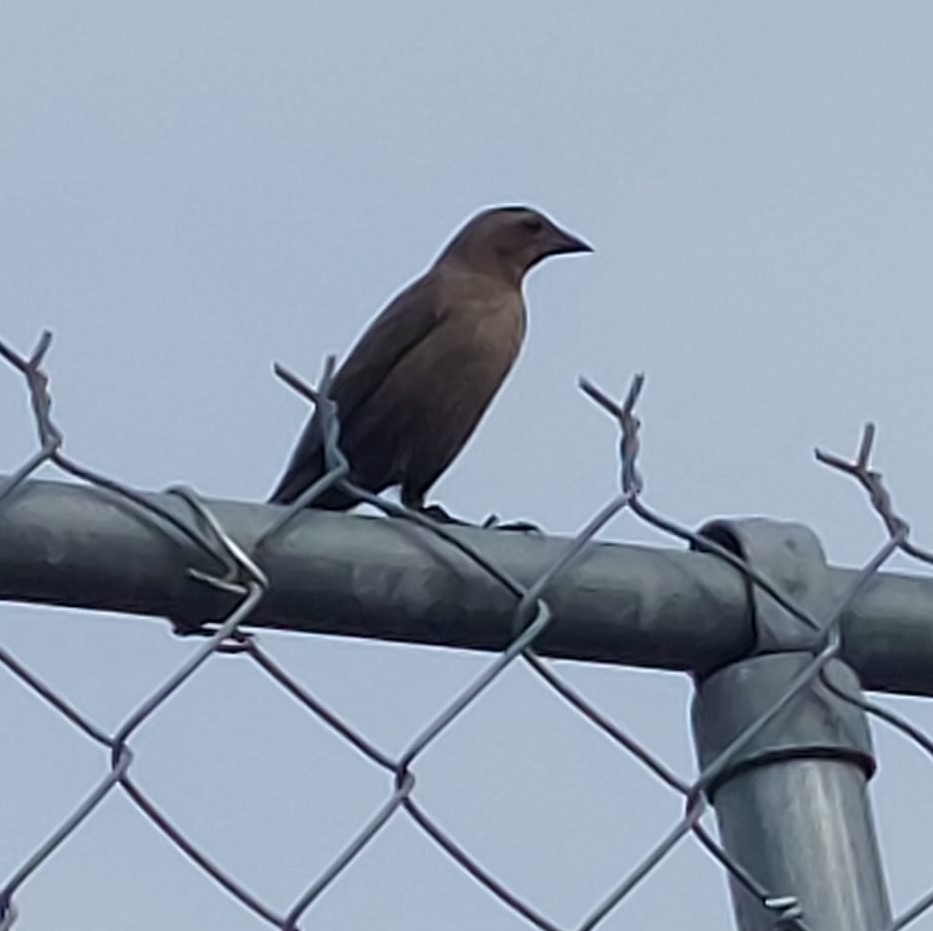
left=269, top=205, right=592, bottom=517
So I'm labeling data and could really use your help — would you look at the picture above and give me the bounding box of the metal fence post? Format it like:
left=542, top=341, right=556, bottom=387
left=693, top=654, right=890, bottom=930
left=690, top=519, right=892, bottom=931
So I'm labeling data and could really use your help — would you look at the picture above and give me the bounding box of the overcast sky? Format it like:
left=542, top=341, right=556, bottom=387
left=2, top=2, right=933, bottom=929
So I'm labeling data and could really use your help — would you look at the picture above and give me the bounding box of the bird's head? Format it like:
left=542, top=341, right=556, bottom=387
left=440, top=205, right=592, bottom=285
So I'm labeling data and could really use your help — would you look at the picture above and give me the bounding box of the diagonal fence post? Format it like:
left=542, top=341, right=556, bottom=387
left=691, top=519, right=892, bottom=931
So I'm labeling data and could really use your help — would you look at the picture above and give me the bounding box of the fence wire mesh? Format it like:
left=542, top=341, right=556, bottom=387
left=1, top=329, right=932, bottom=930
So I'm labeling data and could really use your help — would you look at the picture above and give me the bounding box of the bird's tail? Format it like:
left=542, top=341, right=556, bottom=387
left=268, top=470, right=358, bottom=509
left=268, top=417, right=359, bottom=509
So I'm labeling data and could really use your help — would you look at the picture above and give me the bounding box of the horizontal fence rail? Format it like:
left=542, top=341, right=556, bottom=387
left=1, top=477, right=932, bottom=696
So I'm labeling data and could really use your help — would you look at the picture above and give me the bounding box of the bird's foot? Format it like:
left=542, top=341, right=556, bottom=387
left=481, top=513, right=544, bottom=535
left=416, top=503, right=470, bottom=526
left=413, top=504, right=542, bottom=534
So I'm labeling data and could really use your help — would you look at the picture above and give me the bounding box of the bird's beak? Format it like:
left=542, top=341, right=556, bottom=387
left=547, top=224, right=594, bottom=256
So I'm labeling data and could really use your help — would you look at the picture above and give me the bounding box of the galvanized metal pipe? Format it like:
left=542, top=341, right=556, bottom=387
left=0, top=478, right=931, bottom=696
left=693, top=655, right=891, bottom=931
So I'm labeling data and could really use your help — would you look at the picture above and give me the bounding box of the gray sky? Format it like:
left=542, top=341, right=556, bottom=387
left=2, top=2, right=933, bottom=929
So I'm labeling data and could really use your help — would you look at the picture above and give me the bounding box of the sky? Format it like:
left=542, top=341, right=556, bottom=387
left=2, top=2, right=933, bottom=929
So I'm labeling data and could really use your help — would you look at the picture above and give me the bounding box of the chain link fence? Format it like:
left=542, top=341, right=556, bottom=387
left=1, top=329, right=932, bottom=930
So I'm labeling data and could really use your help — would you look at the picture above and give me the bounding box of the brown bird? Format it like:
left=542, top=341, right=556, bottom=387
left=269, top=205, right=592, bottom=514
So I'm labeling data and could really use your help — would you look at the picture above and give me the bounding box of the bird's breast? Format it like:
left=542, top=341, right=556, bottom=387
left=395, top=294, right=525, bottom=440
left=436, top=296, right=525, bottom=388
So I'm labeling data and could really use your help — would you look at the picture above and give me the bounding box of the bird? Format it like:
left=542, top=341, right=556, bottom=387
left=269, top=205, right=592, bottom=516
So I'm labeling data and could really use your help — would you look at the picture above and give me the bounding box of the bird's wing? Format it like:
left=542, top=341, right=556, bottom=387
left=268, top=272, right=445, bottom=503
left=329, top=272, right=445, bottom=422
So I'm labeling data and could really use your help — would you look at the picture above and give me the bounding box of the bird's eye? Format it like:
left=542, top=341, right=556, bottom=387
left=521, top=217, right=545, bottom=235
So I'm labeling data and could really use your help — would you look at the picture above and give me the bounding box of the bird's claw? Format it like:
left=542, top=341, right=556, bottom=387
left=495, top=520, right=543, bottom=534
left=481, top=513, right=544, bottom=534
left=415, top=504, right=541, bottom=533
left=417, top=503, right=470, bottom=525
